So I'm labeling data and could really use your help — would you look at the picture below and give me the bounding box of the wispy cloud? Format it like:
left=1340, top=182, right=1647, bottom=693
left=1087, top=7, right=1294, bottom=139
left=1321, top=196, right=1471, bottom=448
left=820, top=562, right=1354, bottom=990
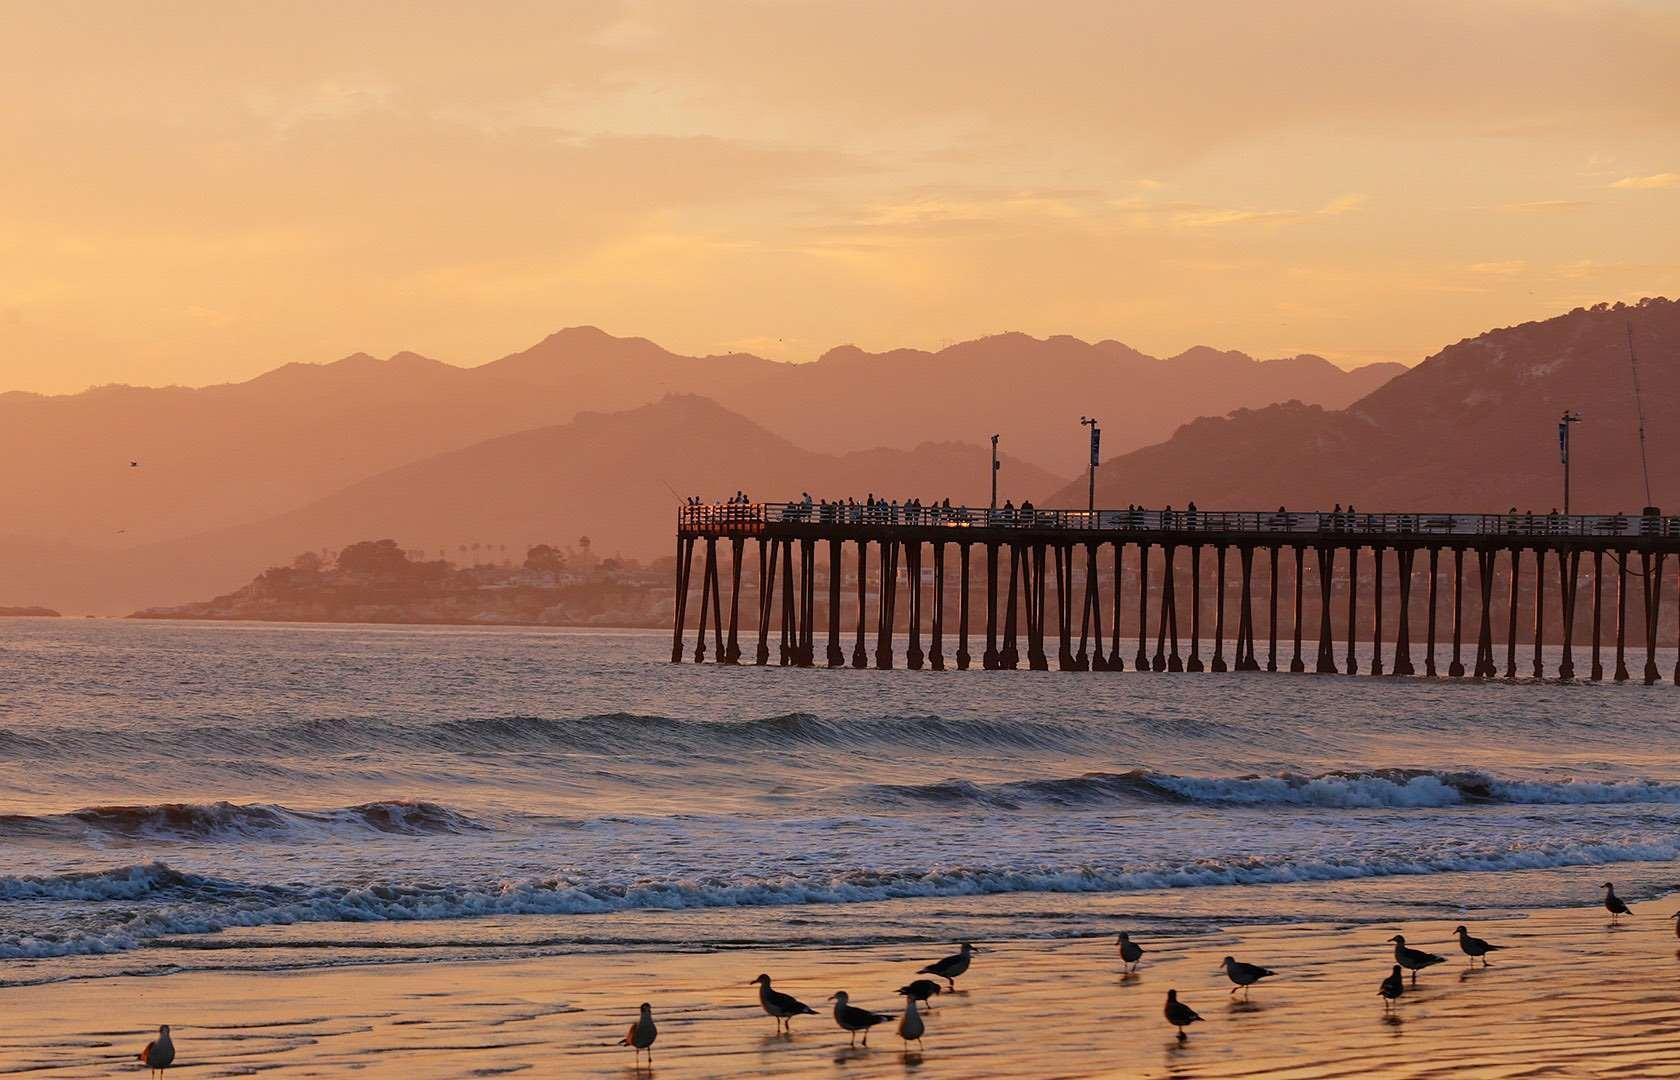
left=1466, top=260, right=1527, bottom=275
left=1611, top=172, right=1680, bottom=190
left=1319, top=193, right=1367, bottom=215
left=1497, top=200, right=1593, bottom=214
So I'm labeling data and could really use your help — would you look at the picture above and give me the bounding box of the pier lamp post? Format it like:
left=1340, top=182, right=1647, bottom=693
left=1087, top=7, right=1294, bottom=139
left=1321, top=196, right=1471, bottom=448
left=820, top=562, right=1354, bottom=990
left=990, top=434, right=999, bottom=510
left=1559, top=411, right=1581, bottom=516
left=1080, top=417, right=1100, bottom=514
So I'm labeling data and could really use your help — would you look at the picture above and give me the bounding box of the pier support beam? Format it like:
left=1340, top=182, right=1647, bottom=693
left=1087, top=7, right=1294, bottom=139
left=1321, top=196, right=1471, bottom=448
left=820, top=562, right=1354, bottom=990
left=1028, top=544, right=1050, bottom=671
left=1136, top=544, right=1151, bottom=672
left=1155, top=544, right=1181, bottom=671
left=1083, top=543, right=1105, bottom=670
left=1531, top=547, right=1547, bottom=681
left=1615, top=549, right=1630, bottom=682
left=930, top=543, right=946, bottom=671
left=874, top=539, right=898, bottom=669
left=727, top=537, right=745, bottom=664
left=1393, top=547, right=1415, bottom=676
left=780, top=537, right=795, bottom=666
left=695, top=536, right=721, bottom=664
left=956, top=543, right=972, bottom=670
left=1290, top=546, right=1306, bottom=673
left=1315, top=546, right=1338, bottom=674
left=1110, top=543, right=1125, bottom=672
left=1237, top=545, right=1258, bottom=670
left=1212, top=546, right=1229, bottom=673
left=1345, top=546, right=1360, bottom=675
left=904, top=540, right=924, bottom=670
left=826, top=539, right=844, bottom=667
left=1053, top=543, right=1074, bottom=671
left=1371, top=546, right=1386, bottom=676
left=1449, top=548, right=1466, bottom=677
left=1003, top=544, right=1021, bottom=670
left=851, top=539, right=867, bottom=669
left=983, top=543, right=1000, bottom=670
left=671, top=536, right=694, bottom=663
left=1641, top=552, right=1665, bottom=685
left=1187, top=546, right=1205, bottom=672
left=1474, top=549, right=1496, bottom=677
left=1505, top=548, right=1520, bottom=680
left=1590, top=550, right=1604, bottom=681
left=1558, top=550, right=1579, bottom=680
left=1424, top=547, right=1439, bottom=677
left=1267, top=546, right=1280, bottom=672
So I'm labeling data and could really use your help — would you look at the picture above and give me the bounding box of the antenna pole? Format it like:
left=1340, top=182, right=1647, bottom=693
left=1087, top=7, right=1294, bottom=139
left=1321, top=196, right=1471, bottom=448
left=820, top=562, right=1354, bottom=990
left=1628, top=323, right=1655, bottom=509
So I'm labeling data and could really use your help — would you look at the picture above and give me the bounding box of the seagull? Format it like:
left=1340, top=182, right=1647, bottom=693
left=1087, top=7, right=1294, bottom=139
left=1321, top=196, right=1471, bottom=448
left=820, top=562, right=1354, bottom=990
left=918, top=942, right=979, bottom=990
left=618, top=1003, right=657, bottom=1067
left=137, top=1025, right=175, bottom=1078
left=1671, top=912, right=1680, bottom=940
left=1117, top=931, right=1144, bottom=973
left=1379, top=965, right=1405, bottom=1011
left=1603, top=882, right=1632, bottom=919
left=751, top=973, right=817, bottom=1031
left=130, top=461, right=140, bottom=468
left=1388, top=935, right=1446, bottom=985
left=1219, top=956, right=1276, bottom=999
left=897, top=992, right=925, bottom=1049
left=1453, top=925, right=1505, bottom=967
left=895, top=978, right=944, bottom=1010
left=1163, top=989, right=1202, bottom=1039
left=829, top=991, right=894, bottom=1047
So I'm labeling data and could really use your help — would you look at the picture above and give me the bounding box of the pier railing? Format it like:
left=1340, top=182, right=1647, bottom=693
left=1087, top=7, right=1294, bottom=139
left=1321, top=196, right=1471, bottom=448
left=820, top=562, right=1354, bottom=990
left=680, top=501, right=1680, bottom=540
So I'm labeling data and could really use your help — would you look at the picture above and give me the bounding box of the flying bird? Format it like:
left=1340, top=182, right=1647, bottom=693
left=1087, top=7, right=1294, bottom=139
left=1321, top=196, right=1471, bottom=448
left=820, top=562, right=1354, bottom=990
left=895, top=978, right=944, bottom=1010
left=1603, top=882, right=1632, bottom=919
left=130, top=460, right=140, bottom=468
left=751, top=973, right=817, bottom=1031
left=618, top=1003, right=657, bottom=1067
left=1117, top=931, right=1144, bottom=973
left=1388, top=935, right=1446, bottom=984
left=1163, top=989, right=1202, bottom=1039
left=897, top=992, right=926, bottom=1049
left=1453, top=925, right=1505, bottom=966
left=137, top=1025, right=175, bottom=1078
left=1219, top=956, right=1276, bottom=999
left=1379, top=965, right=1405, bottom=1011
left=918, top=942, right=979, bottom=990
left=828, top=991, right=894, bottom=1047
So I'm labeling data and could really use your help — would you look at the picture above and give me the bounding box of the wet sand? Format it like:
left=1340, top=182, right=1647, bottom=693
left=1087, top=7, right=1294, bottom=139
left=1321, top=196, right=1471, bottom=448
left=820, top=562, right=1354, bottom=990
left=7, top=898, right=1680, bottom=1077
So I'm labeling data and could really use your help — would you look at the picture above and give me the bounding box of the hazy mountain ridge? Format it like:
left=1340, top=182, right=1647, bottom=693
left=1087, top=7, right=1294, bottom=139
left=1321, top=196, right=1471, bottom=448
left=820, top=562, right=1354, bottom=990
left=1061, top=298, right=1680, bottom=512
left=0, top=327, right=1399, bottom=550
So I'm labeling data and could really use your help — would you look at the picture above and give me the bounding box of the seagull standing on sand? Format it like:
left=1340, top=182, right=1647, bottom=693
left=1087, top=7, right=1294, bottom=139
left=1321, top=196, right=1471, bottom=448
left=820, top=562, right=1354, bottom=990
left=897, top=992, right=926, bottom=1050
left=828, top=991, right=894, bottom=1047
left=918, top=943, right=978, bottom=990
left=751, top=974, right=817, bottom=1031
left=1453, top=925, right=1505, bottom=967
left=618, top=1003, right=657, bottom=1066
left=1379, top=965, right=1405, bottom=1012
left=1671, top=912, right=1680, bottom=940
left=1220, top=956, right=1276, bottom=999
left=1388, top=935, right=1446, bottom=985
left=1603, top=882, right=1632, bottom=919
left=1117, top=932, right=1144, bottom=973
left=1163, top=989, right=1202, bottom=1039
left=895, top=978, right=944, bottom=1010
left=138, top=1025, right=174, bottom=1078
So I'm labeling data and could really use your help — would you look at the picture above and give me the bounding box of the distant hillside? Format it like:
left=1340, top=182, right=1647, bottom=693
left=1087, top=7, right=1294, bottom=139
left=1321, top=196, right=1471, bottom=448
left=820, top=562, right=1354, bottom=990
left=1, top=395, right=1062, bottom=614
left=0, top=326, right=1397, bottom=549
left=1056, top=298, right=1680, bottom=513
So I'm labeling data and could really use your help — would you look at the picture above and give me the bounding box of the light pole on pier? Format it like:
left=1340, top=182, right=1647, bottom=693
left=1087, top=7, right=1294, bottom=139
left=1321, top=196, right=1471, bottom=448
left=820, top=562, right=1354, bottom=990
left=1559, top=410, right=1581, bottom=515
left=1080, top=416, right=1100, bottom=514
left=989, top=434, right=1000, bottom=510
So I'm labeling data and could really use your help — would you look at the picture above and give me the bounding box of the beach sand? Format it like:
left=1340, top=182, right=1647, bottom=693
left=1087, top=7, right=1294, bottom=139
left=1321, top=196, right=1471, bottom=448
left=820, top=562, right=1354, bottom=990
left=6, top=898, right=1680, bottom=1078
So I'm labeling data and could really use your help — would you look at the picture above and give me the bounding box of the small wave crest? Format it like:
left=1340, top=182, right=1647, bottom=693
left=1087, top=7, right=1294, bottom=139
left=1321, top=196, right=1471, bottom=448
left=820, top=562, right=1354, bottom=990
left=0, top=800, right=484, bottom=842
left=858, top=769, right=1680, bottom=810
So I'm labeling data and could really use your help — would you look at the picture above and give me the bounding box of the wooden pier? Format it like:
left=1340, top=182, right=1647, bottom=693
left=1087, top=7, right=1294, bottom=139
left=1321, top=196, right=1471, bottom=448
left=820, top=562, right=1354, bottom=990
left=673, top=502, right=1680, bottom=684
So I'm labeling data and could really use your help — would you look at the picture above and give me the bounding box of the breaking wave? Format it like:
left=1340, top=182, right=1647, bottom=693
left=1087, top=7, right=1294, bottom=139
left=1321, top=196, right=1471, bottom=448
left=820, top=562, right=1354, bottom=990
left=6, top=837, right=1679, bottom=958
left=0, top=800, right=484, bottom=842
left=859, top=769, right=1680, bottom=810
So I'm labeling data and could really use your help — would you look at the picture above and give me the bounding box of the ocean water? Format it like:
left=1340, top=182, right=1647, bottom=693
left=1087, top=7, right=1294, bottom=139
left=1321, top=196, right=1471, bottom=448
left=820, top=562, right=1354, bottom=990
left=2, top=618, right=1678, bottom=987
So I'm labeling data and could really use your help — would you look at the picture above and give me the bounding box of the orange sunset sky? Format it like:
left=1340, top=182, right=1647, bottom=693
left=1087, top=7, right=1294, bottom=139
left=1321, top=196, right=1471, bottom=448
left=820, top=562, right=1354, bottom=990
left=5, top=0, right=1680, bottom=395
